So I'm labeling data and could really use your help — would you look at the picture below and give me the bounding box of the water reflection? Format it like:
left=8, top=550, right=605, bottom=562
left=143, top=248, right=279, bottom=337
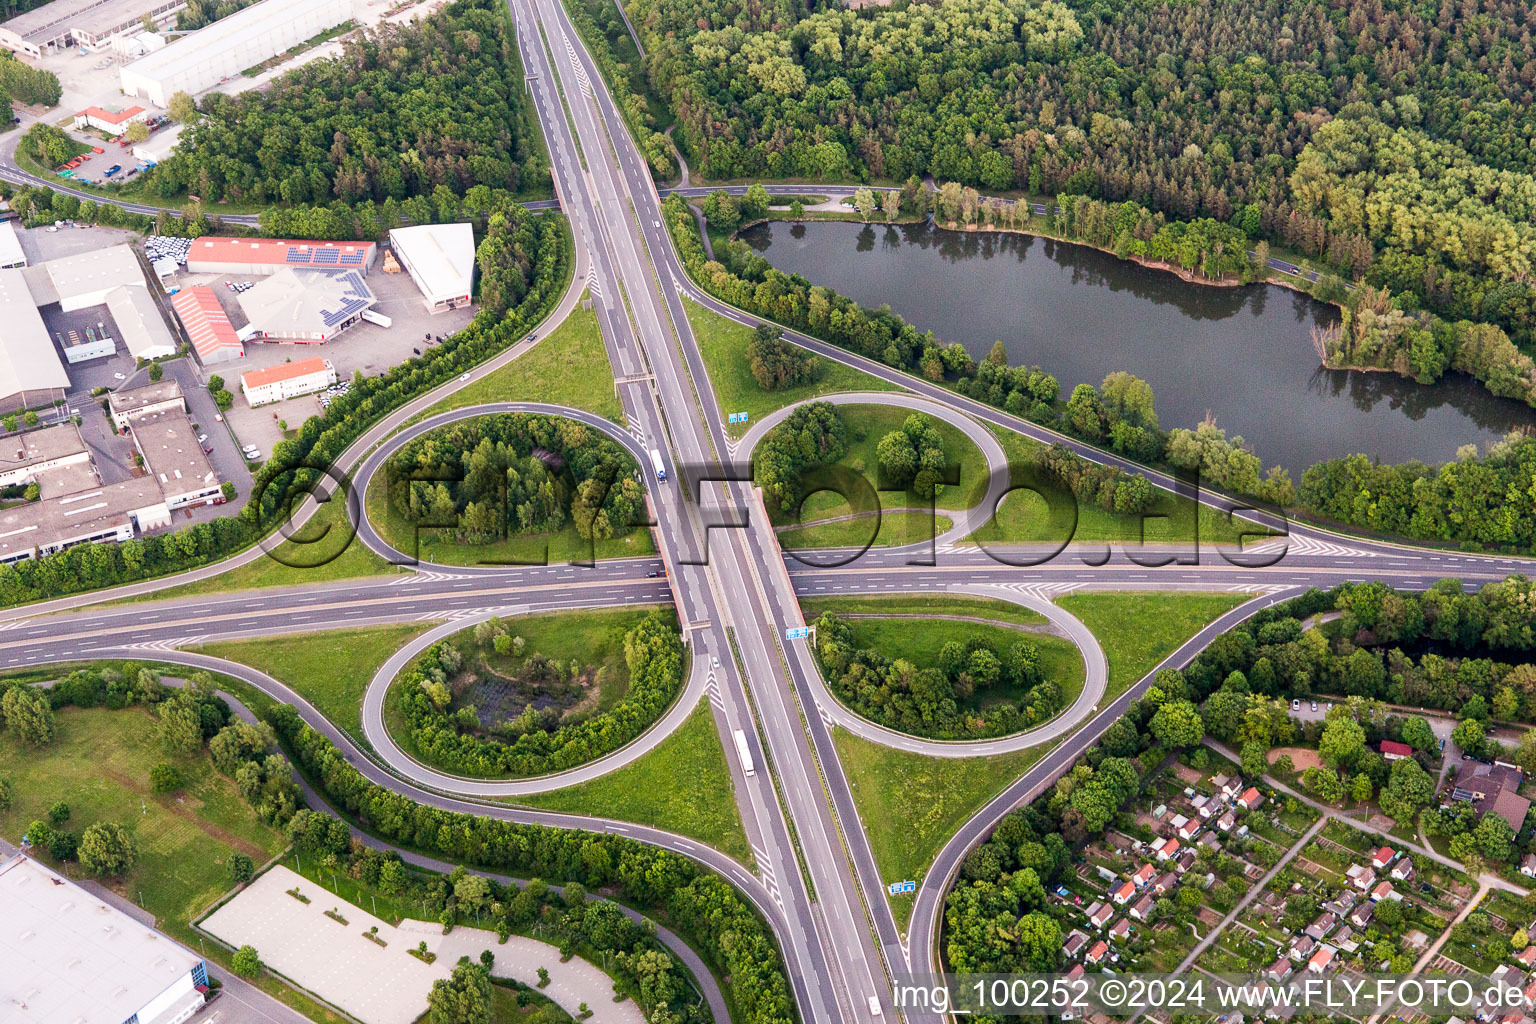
left=738, top=220, right=1534, bottom=473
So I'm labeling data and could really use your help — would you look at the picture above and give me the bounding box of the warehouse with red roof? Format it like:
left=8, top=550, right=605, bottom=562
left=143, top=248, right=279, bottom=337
left=185, top=237, right=376, bottom=277
left=170, top=287, right=243, bottom=366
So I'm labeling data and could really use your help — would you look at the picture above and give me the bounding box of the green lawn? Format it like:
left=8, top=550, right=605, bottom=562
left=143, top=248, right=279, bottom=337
left=515, top=702, right=751, bottom=866
left=365, top=461, right=655, bottom=566
left=417, top=296, right=622, bottom=424
left=798, top=593, right=1047, bottom=628
left=0, top=704, right=346, bottom=1023
left=193, top=624, right=432, bottom=742
left=123, top=498, right=399, bottom=604
left=969, top=424, right=1272, bottom=547
left=1055, top=591, right=1252, bottom=697
left=777, top=511, right=953, bottom=550
left=817, top=611, right=1083, bottom=717
left=685, top=296, right=900, bottom=439
left=832, top=727, right=1050, bottom=930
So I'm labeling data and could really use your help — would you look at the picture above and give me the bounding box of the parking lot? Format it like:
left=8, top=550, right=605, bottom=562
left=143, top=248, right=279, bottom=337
left=55, top=141, right=145, bottom=186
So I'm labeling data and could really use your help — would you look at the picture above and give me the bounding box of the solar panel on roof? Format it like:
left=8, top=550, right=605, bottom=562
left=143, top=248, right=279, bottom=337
left=339, top=251, right=365, bottom=264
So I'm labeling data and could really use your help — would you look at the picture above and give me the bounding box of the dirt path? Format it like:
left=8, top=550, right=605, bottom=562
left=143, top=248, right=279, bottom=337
left=101, top=766, right=269, bottom=860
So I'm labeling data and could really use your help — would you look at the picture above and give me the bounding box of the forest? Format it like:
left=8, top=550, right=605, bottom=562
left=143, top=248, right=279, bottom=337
left=632, top=0, right=1536, bottom=404
left=0, top=200, right=569, bottom=606
left=143, top=0, right=542, bottom=205
left=1299, top=433, right=1536, bottom=549
left=384, top=413, right=645, bottom=547
left=942, top=577, right=1536, bottom=991
left=392, top=613, right=684, bottom=778
left=812, top=611, right=1062, bottom=739
left=272, top=706, right=797, bottom=1024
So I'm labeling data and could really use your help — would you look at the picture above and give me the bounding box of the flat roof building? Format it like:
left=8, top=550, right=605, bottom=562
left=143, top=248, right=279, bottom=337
left=0, top=0, right=185, bottom=57
left=238, top=268, right=375, bottom=343
left=240, top=355, right=336, bottom=406
left=39, top=245, right=145, bottom=311
left=129, top=406, right=221, bottom=509
left=108, top=379, right=185, bottom=429
left=0, top=220, right=26, bottom=269
left=184, top=235, right=376, bottom=277
left=120, top=0, right=362, bottom=106
left=0, top=422, right=89, bottom=488
left=105, top=284, right=178, bottom=360
left=389, top=223, right=475, bottom=313
left=0, top=852, right=209, bottom=1024
left=133, top=122, right=183, bottom=166
left=170, top=286, right=244, bottom=365
left=0, top=268, right=69, bottom=413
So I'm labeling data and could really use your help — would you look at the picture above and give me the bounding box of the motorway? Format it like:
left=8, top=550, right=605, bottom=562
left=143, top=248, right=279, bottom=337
left=1, top=9, right=1533, bottom=1024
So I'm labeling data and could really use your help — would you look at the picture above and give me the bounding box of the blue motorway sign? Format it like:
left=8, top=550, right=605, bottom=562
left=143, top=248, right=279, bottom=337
left=728, top=412, right=750, bottom=424
left=887, top=880, right=916, bottom=894
left=785, top=626, right=810, bottom=640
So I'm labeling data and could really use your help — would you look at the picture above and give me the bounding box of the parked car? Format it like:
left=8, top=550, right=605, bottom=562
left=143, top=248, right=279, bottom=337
left=1291, top=699, right=1300, bottom=711
left=90, top=146, right=104, bottom=154
left=113, top=372, right=126, bottom=380
left=196, top=433, right=208, bottom=444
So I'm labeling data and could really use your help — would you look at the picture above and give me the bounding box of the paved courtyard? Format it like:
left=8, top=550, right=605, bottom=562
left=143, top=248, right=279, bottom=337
left=201, top=865, right=645, bottom=1024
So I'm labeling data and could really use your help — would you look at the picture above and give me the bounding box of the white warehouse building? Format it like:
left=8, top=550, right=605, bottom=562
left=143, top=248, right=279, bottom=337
left=120, top=0, right=362, bottom=107
left=0, top=853, right=211, bottom=1024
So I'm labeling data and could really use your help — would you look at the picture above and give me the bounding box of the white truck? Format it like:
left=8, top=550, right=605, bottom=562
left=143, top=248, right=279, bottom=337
left=361, top=309, right=392, bottom=328
left=649, top=448, right=667, bottom=482
left=733, top=729, right=754, bottom=777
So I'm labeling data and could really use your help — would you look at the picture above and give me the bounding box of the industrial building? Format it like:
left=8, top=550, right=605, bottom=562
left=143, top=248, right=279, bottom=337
left=0, top=0, right=185, bottom=57
left=28, top=245, right=147, bottom=311
left=71, top=105, right=149, bottom=134
left=107, top=379, right=185, bottom=429
left=184, top=235, right=376, bottom=277
left=0, top=221, right=27, bottom=269
left=0, top=397, right=220, bottom=561
left=129, top=406, right=221, bottom=509
left=170, top=286, right=244, bottom=365
left=389, top=223, right=475, bottom=313
left=0, top=242, right=174, bottom=387
left=0, top=422, right=89, bottom=489
left=0, top=853, right=210, bottom=1024
left=120, top=0, right=362, bottom=106
left=0, top=268, right=69, bottom=413
left=238, top=268, right=375, bottom=342
left=240, top=356, right=337, bottom=406
left=133, top=122, right=183, bottom=167
left=105, top=284, right=178, bottom=360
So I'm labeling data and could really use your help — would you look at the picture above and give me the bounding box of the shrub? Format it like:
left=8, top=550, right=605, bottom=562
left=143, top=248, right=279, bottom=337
left=231, top=945, right=261, bottom=977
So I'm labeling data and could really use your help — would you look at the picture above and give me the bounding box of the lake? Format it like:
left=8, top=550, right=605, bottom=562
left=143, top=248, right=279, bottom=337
left=738, top=220, right=1534, bottom=475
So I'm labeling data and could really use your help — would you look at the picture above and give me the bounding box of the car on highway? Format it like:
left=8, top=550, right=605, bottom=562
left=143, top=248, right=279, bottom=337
left=459, top=373, right=470, bottom=381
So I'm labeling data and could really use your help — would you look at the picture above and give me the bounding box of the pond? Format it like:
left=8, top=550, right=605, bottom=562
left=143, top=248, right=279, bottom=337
left=738, top=220, right=1534, bottom=475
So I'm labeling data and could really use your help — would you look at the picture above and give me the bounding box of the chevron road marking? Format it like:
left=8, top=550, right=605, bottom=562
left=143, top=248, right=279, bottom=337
left=752, top=843, right=784, bottom=910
